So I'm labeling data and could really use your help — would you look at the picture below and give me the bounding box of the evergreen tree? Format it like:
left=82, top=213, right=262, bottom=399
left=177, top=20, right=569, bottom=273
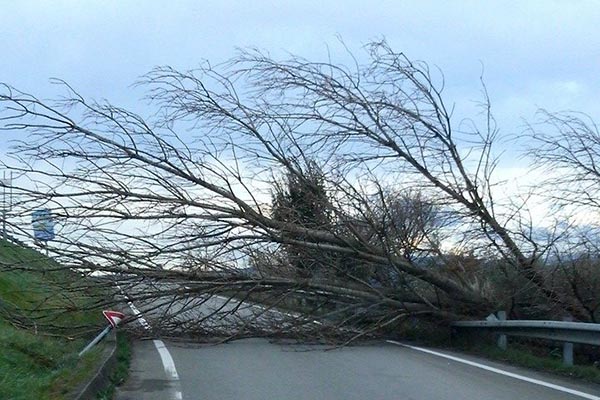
left=271, top=163, right=332, bottom=277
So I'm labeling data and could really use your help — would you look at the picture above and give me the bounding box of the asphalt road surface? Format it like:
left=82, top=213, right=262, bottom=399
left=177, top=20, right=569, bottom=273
left=117, top=337, right=600, bottom=400
left=115, top=286, right=600, bottom=400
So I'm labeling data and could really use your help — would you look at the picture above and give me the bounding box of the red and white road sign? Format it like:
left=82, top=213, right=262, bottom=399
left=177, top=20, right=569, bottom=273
left=103, top=310, right=125, bottom=328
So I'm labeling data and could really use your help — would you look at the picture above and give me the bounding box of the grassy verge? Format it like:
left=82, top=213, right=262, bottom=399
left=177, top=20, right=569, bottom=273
left=0, top=240, right=106, bottom=332
left=386, top=316, right=600, bottom=384
left=96, top=332, right=132, bottom=400
left=455, top=340, right=600, bottom=384
left=0, top=239, right=118, bottom=399
left=0, top=318, right=106, bottom=399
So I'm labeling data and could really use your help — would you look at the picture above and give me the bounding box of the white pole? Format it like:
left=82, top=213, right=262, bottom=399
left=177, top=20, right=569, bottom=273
left=9, top=171, right=12, bottom=218
left=78, top=325, right=112, bottom=357
left=2, top=171, right=6, bottom=240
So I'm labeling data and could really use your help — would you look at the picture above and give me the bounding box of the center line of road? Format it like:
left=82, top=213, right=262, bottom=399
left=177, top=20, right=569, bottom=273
left=154, top=339, right=180, bottom=381
left=126, top=300, right=152, bottom=330
left=119, top=285, right=184, bottom=400
left=387, top=340, right=600, bottom=400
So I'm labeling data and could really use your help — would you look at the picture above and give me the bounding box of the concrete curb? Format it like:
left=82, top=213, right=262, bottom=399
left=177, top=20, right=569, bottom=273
left=70, top=330, right=118, bottom=400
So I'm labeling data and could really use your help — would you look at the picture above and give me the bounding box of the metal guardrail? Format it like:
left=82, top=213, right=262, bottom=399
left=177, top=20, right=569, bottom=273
left=452, top=312, right=600, bottom=366
left=453, top=320, right=600, bottom=346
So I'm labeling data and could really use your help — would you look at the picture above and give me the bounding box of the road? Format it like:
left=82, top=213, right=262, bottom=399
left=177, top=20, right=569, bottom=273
left=117, top=337, right=600, bottom=400
left=115, top=284, right=600, bottom=400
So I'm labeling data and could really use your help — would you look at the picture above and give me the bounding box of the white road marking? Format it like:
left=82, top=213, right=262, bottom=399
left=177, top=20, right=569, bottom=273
left=126, top=300, right=152, bottom=330
left=387, top=340, right=600, bottom=400
left=119, top=285, right=184, bottom=400
left=150, top=338, right=183, bottom=400
left=154, top=340, right=181, bottom=380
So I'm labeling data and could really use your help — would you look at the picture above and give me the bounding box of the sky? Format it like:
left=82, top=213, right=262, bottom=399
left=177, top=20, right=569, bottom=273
left=2, top=1, right=599, bottom=119
left=2, top=0, right=600, bottom=221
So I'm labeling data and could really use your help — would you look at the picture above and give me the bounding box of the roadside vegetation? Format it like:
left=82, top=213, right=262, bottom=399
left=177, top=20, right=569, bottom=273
left=456, top=340, right=600, bottom=385
left=0, top=239, right=117, bottom=399
left=395, top=318, right=600, bottom=384
left=97, top=332, right=131, bottom=400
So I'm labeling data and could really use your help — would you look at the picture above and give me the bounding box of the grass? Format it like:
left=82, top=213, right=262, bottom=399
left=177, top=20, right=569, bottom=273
left=0, top=240, right=106, bottom=333
left=0, top=318, right=105, bottom=399
left=448, top=334, right=600, bottom=384
left=96, top=332, right=132, bottom=400
left=393, top=317, right=600, bottom=384
left=0, top=239, right=119, bottom=399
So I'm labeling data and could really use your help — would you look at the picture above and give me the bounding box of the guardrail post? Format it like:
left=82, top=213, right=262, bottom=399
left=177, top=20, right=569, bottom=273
left=562, top=315, right=574, bottom=366
left=451, top=317, right=600, bottom=361
left=497, top=311, right=507, bottom=350
left=563, top=342, right=574, bottom=366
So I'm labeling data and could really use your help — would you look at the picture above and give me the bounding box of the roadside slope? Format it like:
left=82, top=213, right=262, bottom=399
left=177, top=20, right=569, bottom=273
left=0, top=239, right=111, bottom=399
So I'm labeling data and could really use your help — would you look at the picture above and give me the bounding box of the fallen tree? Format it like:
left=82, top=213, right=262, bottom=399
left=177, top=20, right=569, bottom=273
left=0, top=41, right=592, bottom=340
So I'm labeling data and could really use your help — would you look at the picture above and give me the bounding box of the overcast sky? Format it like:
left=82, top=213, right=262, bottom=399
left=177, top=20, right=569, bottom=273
left=2, top=0, right=600, bottom=166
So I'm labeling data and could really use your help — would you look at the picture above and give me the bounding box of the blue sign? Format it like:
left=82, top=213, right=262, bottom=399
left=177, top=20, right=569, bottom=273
left=32, top=209, right=55, bottom=241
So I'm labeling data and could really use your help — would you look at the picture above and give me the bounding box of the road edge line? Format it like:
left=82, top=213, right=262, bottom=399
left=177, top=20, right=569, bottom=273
left=121, top=287, right=183, bottom=400
left=386, top=340, right=600, bottom=400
